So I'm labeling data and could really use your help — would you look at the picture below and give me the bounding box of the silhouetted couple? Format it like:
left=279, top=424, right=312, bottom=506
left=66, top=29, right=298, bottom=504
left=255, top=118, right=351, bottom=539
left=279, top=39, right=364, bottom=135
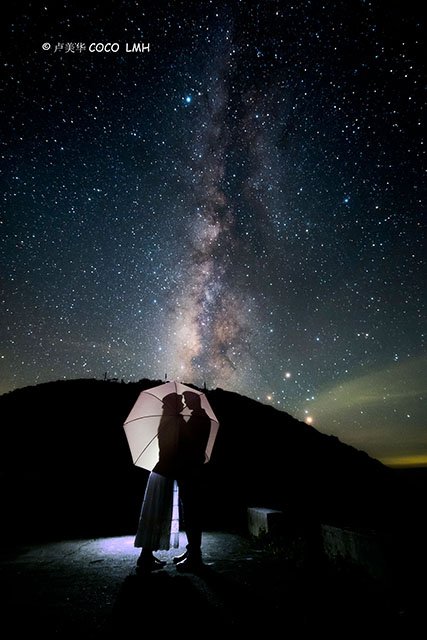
left=135, top=390, right=211, bottom=574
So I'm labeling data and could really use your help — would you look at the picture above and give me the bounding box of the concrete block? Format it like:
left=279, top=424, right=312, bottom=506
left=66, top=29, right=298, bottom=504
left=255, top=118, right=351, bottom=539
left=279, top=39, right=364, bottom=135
left=247, top=507, right=283, bottom=537
left=321, top=524, right=387, bottom=578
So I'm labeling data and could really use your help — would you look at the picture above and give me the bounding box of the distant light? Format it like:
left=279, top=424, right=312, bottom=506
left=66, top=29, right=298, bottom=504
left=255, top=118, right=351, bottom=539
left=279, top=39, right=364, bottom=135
left=284, top=372, right=291, bottom=379
left=267, top=394, right=272, bottom=401
left=380, top=454, right=427, bottom=468
left=305, top=416, right=313, bottom=425
left=185, top=95, right=192, bottom=104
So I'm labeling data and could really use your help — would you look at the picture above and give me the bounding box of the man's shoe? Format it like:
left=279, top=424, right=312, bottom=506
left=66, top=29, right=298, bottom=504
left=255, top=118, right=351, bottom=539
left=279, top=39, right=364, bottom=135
left=172, top=550, right=188, bottom=565
left=153, top=555, right=167, bottom=567
left=175, top=556, right=204, bottom=573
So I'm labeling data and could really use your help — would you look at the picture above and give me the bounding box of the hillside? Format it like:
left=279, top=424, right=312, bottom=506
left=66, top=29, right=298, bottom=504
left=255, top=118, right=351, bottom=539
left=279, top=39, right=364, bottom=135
left=0, top=378, right=403, bottom=542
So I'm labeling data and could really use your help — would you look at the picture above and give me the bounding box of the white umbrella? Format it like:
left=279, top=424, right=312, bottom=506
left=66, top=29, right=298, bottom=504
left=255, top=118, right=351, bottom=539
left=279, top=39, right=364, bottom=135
left=123, top=380, right=220, bottom=472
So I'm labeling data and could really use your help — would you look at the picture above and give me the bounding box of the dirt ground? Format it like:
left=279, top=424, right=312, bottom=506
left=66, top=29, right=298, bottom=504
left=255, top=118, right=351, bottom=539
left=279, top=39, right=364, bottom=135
left=0, top=531, right=421, bottom=637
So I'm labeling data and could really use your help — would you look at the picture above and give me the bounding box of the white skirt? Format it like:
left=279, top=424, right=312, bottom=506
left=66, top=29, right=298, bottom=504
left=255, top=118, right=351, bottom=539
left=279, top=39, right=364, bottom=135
left=134, top=472, right=179, bottom=550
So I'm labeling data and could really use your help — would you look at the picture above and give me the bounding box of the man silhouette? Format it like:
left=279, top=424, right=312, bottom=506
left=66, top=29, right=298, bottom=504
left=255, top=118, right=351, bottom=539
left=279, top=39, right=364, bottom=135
left=173, top=390, right=211, bottom=572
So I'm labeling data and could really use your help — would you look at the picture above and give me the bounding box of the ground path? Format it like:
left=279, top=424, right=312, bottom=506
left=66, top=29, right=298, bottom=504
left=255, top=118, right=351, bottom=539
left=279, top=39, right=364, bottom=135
left=0, top=531, right=418, bottom=636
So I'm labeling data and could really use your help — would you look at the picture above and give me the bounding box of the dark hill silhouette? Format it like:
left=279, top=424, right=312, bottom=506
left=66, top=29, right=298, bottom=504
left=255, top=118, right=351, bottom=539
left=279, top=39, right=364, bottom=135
left=0, top=378, right=417, bottom=543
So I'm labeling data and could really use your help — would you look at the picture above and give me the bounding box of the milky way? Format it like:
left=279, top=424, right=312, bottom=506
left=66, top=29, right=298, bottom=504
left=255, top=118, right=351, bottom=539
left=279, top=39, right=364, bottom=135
left=165, top=28, right=252, bottom=385
left=1, top=1, right=426, bottom=464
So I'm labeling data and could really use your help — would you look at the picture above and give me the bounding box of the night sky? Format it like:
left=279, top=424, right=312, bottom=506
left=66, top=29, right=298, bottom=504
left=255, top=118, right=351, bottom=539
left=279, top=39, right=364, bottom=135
left=2, top=1, right=426, bottom=466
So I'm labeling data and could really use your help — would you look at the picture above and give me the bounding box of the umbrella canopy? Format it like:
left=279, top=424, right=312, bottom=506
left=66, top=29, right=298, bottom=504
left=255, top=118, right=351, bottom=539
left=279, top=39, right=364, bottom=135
left=123, top=380, right=220, bottom=472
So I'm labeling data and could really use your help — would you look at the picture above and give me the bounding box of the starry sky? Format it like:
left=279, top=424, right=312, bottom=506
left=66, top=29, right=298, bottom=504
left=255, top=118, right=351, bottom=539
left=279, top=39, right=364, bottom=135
left=2, top=1, right=426, bottom=466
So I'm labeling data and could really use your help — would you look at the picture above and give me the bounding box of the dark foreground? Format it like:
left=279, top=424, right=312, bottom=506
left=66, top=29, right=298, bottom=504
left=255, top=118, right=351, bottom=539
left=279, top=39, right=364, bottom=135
left=1, top=531, right=424, bottom=637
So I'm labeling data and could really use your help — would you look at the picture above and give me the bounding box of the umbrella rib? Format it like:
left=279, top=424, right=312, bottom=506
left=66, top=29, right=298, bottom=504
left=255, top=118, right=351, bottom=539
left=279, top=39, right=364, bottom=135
left=124, top=414, right=164, bottom=426
left=140, top=390, right=164, bottom=401
left=134, top=432, right=159, bottom=466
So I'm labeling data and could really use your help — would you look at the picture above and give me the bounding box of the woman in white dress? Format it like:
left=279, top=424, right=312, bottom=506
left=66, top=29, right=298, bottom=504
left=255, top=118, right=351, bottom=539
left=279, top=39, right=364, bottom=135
left=134, top=392, right=184, bottom=573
